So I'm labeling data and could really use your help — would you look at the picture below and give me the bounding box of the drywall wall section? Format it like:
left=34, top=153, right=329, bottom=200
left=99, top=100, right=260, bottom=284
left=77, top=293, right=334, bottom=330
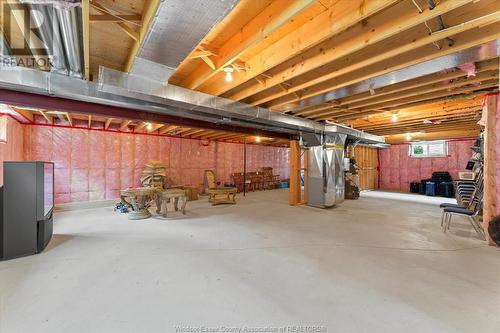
left=24, top=125, right=290, bottom=204
left=379, top=138, right=476, bottom=192
left=0, top=116, right=25, bottom=185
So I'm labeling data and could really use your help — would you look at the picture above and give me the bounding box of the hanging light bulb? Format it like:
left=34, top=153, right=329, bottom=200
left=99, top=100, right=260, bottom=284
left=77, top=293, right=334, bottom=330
left=391, top=114, right=398, bottom=122
left=146, top=122, right=153, bottom=131
left=223, top=66, right=234, bottom=82
left=405, top=133, right=412, bottom=141
left=255, top=136, right=261, bottom=143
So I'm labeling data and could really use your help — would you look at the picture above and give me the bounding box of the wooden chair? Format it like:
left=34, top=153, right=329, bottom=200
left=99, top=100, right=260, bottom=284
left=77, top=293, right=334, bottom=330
left=204, top=170, right=237, bottom=205
left=231, top=172, right=245, bottom=192
left=261, top=167, right=280, bottom=189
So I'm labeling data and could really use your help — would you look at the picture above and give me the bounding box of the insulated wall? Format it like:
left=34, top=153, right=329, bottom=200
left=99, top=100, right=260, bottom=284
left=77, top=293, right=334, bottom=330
left=24, top=125, right=290, bottom=204
left=353, top=146, right=378, bottom=190
left=0, top=116, right=25, bottom=185
left=379, top=139, right=475, bottom=192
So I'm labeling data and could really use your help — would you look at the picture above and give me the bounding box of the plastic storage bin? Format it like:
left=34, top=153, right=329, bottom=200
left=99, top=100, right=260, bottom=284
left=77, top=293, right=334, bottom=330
left=425, top=181, right=437, bottom=196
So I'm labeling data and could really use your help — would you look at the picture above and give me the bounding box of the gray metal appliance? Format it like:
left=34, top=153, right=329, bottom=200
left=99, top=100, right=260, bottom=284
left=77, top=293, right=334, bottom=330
left=306, top=134, right=347, bottom=208
left=0, top=161, right=54, bottom=260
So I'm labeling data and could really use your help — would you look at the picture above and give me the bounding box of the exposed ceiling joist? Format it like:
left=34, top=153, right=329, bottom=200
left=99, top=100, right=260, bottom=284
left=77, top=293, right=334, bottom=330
left=197, top=0, right=400, bottom=96
left=264, top=21, right=500, bottom=109
left=179, top=0, right=318, bottom=90
left=89, top=14, right=142, bottom=22
left=229, top=0, right=477, bottom=102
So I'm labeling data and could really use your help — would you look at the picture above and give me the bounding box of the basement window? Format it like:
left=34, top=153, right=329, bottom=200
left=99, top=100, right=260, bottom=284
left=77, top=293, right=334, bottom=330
left=409, top=140, right=448, bottom=158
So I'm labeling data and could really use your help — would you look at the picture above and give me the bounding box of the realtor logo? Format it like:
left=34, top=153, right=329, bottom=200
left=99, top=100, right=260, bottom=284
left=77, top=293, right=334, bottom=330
left=1, top=2, right=55, bottom=69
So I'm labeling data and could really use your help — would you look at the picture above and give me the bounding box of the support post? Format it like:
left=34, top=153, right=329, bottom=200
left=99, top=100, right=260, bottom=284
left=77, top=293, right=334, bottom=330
left=243, top=139, right=247, bottom=196
left=289, top=140, right=301, bottom=205
left=483, top=93, right=499, bottom=244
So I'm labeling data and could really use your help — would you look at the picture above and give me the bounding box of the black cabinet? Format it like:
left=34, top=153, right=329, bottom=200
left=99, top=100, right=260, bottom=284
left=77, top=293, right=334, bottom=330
left=0, top=161, right=54, bottom=260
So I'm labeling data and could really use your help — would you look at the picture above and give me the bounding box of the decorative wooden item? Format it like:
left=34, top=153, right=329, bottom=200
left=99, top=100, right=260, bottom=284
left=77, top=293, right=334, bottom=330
left=155, top=189, right=188, bottom=217
left=120, top=187, right=157, bottom=220
left=204, top=170, right=237, bottom=205
left=141, top=161, right=167, bottom=189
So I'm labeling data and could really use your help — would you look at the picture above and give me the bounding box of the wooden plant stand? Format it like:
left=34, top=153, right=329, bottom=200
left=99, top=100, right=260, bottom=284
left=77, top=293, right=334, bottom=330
left=120, top=187, right=157, bottom=220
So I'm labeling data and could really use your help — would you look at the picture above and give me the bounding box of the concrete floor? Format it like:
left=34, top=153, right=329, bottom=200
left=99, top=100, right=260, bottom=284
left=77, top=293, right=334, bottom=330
left=1, top=190, right=499, bottom=333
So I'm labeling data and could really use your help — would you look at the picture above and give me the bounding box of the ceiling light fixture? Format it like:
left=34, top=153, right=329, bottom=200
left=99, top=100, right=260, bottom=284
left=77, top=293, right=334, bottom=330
left=146, top=122, right=153, bottom=131
left=224, top=66, right=234, bottom=82
left=405, top=133, right=412, bottom=141
left=255, top=136, right=261, bottom=143
left=391, top=114, right=398, bottom=122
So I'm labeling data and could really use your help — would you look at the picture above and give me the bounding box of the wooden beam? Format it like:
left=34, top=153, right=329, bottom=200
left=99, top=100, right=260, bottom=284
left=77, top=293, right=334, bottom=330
left=82, top=0, right=90, bottom=80
left=229, top=0, right=476, bottom=102
left=334, top=81, right=499, bottom=121
left=289, top=140, right=301, bottom=206
left=175, top=128, right=193, bottom=136
left=38, top=110, right=50, bottom=123
left=11, top=107, right=34, bottom=122
left=345, top=71, right=498, bottom=110
left=191, top=130, right=218, bottom=138
left=356, top=113, right=481, bottom=132
left=263, top=16, right=500, bottom=108
left=369, top=120, right=481, bottom=136
left=88, top=115, right=92, bottom=128
left=66, top=112, right=72, bottom=126
left=120, top=120, right=132, bottom=131
left=89, top=14, right=142, bottom=22
left=353, top=107, right=483, bottom=129
left=150, top=123, right=164, bottom=132
left=195, top=0, right=400, bottom=95
left=179, top=0, right=317, bottom=90
left=116, top=22, right=139, bottom=41
left=183, top=129, right=205, bottom=136
left=483, top=93, right=498, bottom=243
left=384, top=128, right=480, bottom=144
left=159, top=125, right=179, bottom=134
left=200, top=56, right=216, bottom=70
left=104, top=118, right=113, bottom=129
left=337, top=59, right=498, bottom=106
left=135, top=122, right=148, bottom=131
left=125, top=0, right=161, bottom=72
left=188, top=50, right=217, bottom=59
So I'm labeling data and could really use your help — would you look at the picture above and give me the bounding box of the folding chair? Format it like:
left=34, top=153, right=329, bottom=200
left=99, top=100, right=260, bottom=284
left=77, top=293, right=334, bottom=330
left=443, top=194, right=485, bottom=240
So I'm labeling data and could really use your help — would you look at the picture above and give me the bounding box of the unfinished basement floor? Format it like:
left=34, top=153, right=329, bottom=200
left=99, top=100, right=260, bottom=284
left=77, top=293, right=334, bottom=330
left=1, top=190, right=499, bottom=333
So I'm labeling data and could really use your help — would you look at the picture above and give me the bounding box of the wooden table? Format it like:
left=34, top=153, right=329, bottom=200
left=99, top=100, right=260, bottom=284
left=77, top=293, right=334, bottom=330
left=207, top=187, right=237, bottom=205
left=156, top=189, right=188, bottom=217
left=120, top=187, right=157, bottom=220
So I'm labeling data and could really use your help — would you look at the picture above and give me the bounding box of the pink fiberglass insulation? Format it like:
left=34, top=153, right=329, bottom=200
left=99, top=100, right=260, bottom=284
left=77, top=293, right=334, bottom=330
left=379, top=138, right=476, bottom=192
left=0, top=117, right=25, bottom=186
left=20, top=124, right=290, bottom=204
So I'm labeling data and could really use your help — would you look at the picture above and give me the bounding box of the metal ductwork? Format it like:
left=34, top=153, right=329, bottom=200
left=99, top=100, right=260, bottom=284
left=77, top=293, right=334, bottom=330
left=0, top=64, right=385, bottom=145
left=97, top=66, right=385, bottom=144
left=129, top=0, right=240, bottom=82
left=4, top=1, right=84, bottom=78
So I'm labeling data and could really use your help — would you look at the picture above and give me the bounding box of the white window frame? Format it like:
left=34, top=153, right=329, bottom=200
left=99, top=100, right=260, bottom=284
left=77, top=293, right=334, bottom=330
left=409, top=140, right=448, bottom=158
left=0, top=116, right=7, bottom=143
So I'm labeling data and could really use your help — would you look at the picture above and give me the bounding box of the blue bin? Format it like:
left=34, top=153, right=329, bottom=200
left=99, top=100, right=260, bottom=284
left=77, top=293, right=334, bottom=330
left=425, top=181, right=437, bottom=196
left=280, top=181, right=289, bottom=188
